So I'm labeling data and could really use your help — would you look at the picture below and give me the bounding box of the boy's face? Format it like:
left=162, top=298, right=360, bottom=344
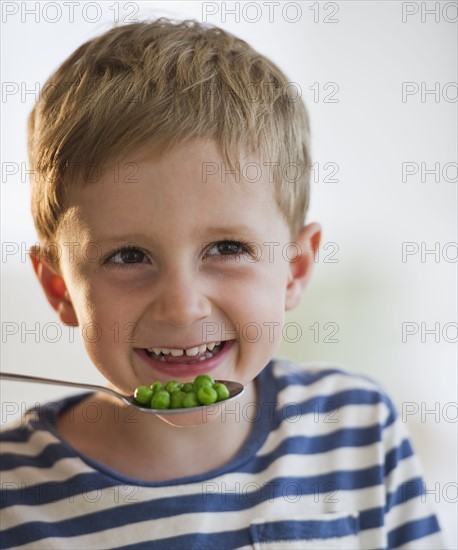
left=34, top=140, right=319, bottom=395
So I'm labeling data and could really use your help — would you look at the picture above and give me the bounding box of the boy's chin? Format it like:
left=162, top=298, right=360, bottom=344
left=154, top=402, right=226, bottom=428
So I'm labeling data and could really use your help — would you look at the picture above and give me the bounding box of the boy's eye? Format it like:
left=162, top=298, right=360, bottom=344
left=108, top=247, right=148, bottom=265
left=206, top=241, right=249, bottom=256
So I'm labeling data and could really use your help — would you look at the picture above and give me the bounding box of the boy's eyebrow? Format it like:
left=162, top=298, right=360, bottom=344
left=92, top=225, right=262, bottom=246
left=196, top=225, right=261, bottom=238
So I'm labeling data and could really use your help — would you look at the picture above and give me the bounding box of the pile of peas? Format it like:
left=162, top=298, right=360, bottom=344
left=133, top=374, right=230, bottom=409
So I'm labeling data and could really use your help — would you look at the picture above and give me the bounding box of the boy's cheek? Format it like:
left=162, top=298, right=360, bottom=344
left=236, top=303, right=285, bottom=348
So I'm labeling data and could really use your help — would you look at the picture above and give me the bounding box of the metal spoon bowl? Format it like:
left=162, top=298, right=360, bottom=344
left=0, top=372, right=244, bottom=415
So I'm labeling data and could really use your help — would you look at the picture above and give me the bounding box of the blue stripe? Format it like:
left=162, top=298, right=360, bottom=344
left=1, top=397, right=392, bottom=475
left=273, top=366, right=351, bottom=390
left=384, top=439, right=413, bottom=478
left=0, top=472, right=117, bottom=509
left=2, top=503, right=405, bottom=549
left=359, top=506, right=384, bottom=530
left=238, top=427, right=384, bottom=475
left=388, top=514, right=441, bottom=547
left=0, top=426, right=32, bottom=443
left=1, top=461, right=384, bottom=509
left=274, top=366, right=397, bottom=415
left=0, top=443, right=75, bottom=471
left=1, top=467, right=386, bottom=547
left=3, top=415, right=413, bottom=509
left=385, top=476, right=425, bottom=512
left=250, top=515, right=359, bottom=542
left=200, top=468, right=386, bottom=503
left=115, top=528, right=250, bottom=550
left=274, top=388, right=393, bottom=430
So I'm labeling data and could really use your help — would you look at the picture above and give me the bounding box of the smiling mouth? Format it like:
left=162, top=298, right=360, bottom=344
left=144, top=341, right=225, bottom=364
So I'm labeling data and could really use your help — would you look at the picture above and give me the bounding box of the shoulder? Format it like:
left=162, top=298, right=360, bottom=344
left=0, top=394, right=90, bottom=477
left=262, top=359, right=418, bottom=479
left=0, top=410, right=62, bottom=474
left=1, top=408, right=45, bottom=454
left=262, top=358, right=403, bottom=449
left=269, top=357, right=388, bottom=390
left=267, top=358, right=398, bottom=422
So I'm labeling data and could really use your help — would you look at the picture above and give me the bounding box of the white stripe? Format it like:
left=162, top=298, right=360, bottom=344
left=275, top=369, right=381, bottom=400
left=205, top=446, right=385, bottom=497
left=15, top=508, right=362, bottom=549
left=271, top=362, right=378, bottom=393
left=396, top=530, right=447, bottom=549
left=270, top=360, right=351, bottom=379
left=1, top=475, right=205, bottom=529
left=1, top=456, right=93, bottom=486
left=1, top=429, right=61, bottom=457
left=258, top=403, right=389, bottom=457
left=387, top=497, right=440, bottom=534
left=384, top=453, right=424, bottom=507
left=248, top=533, right=360, bottom=550
left=2, top=436, right=393, bottom=531
left=358, top=526, right=388, bottom=550
left=1, top=483, right=386, bottom=532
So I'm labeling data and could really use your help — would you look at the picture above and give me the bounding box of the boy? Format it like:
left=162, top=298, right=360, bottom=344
left=0, top=19, right=444, bottom=549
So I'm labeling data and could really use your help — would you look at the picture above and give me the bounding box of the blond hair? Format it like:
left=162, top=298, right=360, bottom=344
left=28, top=19, right=311, bottom=248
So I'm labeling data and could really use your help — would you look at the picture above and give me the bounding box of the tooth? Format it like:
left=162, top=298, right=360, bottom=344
left=161, top=348, right=171, bottom=355
left=152, top=348, right=162, bottom=355
left=198, top=344, right=207, bottom=353
left=207, top=342, right=216, bottom=351
left=147, top=348, right=154, bottom=352
left=215, top=341, right=221, bottom=346
left=170, top=348, right=184, bottom=357
left=185, top=346, right=199, bottom=357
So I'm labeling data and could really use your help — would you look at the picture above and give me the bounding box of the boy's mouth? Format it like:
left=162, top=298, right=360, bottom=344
left=135, top=340, right=234, bottom=377
left=143, top=340, right=224, bottom=365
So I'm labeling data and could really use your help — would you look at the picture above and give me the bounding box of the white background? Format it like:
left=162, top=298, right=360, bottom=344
left=1, top=1, right=457, bottom=546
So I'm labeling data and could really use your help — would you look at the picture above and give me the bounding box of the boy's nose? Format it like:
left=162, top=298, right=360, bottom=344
left=149, top=269, right=212, bottom=327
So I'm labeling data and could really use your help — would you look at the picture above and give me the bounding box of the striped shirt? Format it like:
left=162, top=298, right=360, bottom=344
left=0, top=360, right=444, bottom=549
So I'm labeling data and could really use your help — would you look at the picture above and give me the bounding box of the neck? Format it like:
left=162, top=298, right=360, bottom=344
left=57, top=380, right=258, bottom=481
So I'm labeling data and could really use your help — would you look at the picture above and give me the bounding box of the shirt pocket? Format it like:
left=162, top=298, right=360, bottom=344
left=249, top=511, right=361, bottom=550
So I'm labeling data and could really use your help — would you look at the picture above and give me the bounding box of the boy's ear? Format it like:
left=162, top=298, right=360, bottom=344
left=284, top=222, right=321, bottom=311
left=29, top=245, right=79, bottom=326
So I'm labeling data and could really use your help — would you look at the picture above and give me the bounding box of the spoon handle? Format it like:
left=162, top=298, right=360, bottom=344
left=0, top=372, right=123, bottom=400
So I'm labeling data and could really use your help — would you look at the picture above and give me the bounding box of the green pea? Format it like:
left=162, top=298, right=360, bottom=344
left=134, top=385, right=153, bottom=405
left=151, top=390, right=171, bottom=409
left=170, top=391, right=187, bottom=409
left=213, top=383, right=230, bottom=402
left=193, top=374, right=214, bottom=391
left=150, top=381, right=163, bottom=394
left=135, top=375, right=231, bottom=410
left=165, top=380, right=183, bottom=394
left=182, top=392, right=199, bottom=408
left=197, top=386, right=218, bottom=405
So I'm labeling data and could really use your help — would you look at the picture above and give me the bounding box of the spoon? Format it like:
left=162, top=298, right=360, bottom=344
left=0, top=372, right=244, bottom=415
